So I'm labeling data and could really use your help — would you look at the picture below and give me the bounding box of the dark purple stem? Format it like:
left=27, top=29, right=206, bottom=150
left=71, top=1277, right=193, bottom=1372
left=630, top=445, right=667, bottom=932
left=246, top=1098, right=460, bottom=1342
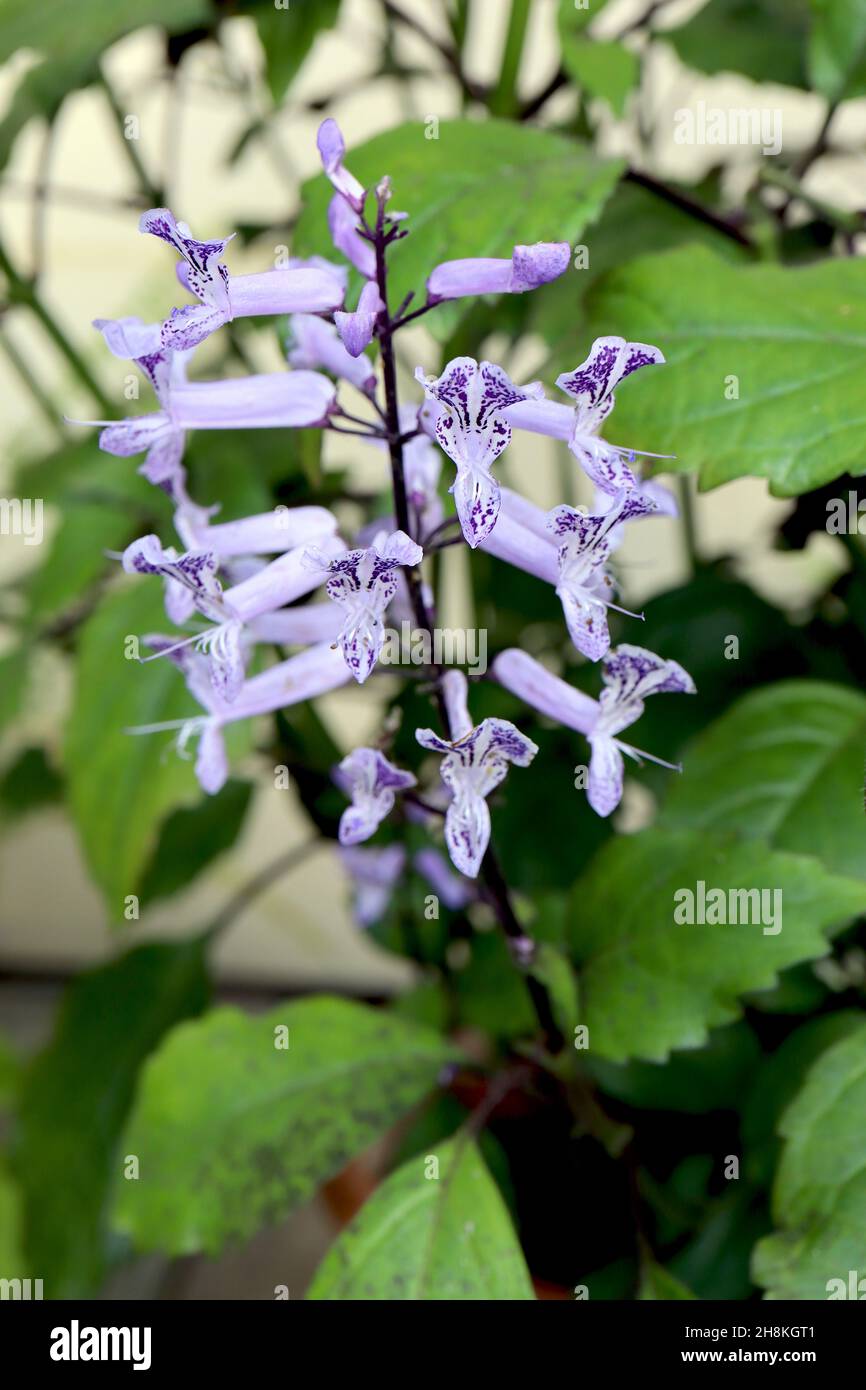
left=370, top=189, right=562, bottom=1049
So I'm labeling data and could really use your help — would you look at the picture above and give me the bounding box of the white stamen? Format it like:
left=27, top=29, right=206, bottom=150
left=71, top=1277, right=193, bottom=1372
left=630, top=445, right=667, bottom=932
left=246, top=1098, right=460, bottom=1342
left=617, top=739, right=682, bottom=773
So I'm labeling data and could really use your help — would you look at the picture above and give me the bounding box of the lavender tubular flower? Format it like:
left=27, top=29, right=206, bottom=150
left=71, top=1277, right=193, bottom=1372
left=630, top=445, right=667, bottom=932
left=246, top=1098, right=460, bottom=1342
left=504, top=336, right=668, bottom=495
left=413, top=848, right=474, bottom=910
left=169, top=371, right=336, bottom=430
left=176, top=503, right=339, bottom=558
left=249, top=603, right=343, bottom=646
left=124, top=533, right=345, bottom=700
left=557, top=336, right=665, bottom=494
left=317, top=119, right=366, bottom=213
left=304, top=529, right=424, bottom=684
left=91, top=362, right=336, bottom=501
left=547, top=491, right=657, bottom=661
left=415, top=358, right=544, bottom=548
left=141, top=208, right=344, bottom=350
left=328, top=195, right=376, bottom=278
left=339, top=845, right=406, bottom=927
left=136, top=639, right=350, bottom=795
left=492, top=645, right=695, bottom=818
left=336, top=748, right=416, bottom=846
left=286, top=313, right=377, bottom=395
left=84, top=318, right=188, bottom=497
left=480, top=490, right=559, bottom=585
left=416, top=671, right=538, bottom=878
left=335, top=282, right=383, bottom=357
left=426, top=242, right=570, bottom=303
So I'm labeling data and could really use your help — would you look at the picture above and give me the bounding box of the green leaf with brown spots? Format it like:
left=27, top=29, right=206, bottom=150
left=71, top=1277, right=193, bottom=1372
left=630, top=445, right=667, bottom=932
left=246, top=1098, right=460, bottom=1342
left=113, top=998, right=461, bottom=1257
left=580, top=247, right=866, bottom=496
left=752, top=1020, right=866, bottom=1298
left=307, top=1137, right=534, bottom=1300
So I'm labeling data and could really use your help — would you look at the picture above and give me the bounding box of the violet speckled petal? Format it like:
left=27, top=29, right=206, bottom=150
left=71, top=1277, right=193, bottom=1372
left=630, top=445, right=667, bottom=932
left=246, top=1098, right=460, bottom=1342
left=160, top=302, right=229, bottom=352
left=587, top=735, right=625, bottom=818
left=98, top=412, right=172, bottom=459
left=337, top=746, right=416, bottom=846
left=415, top=358, right=544, bottom=548
left=556, top=336, right=664, bottom=421
left=138, top=427, right=188, bottom=499
left=598, top=644, right=696, bottom=735
left=93, top=315, right=163, bottom=362
left=416, top=713, right=538, bottom=877
left=140, top=208, right=232, bottom=309
left=122, top=534, right=226, bottom=624
left=311, top=531, right=419, bottom=684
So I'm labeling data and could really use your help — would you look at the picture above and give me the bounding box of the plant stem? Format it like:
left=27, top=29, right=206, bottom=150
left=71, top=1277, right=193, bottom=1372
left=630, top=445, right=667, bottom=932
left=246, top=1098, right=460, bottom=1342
left=98, top=72, right=162, bottom=205
left=205, top=837, right=321, bottom=939
left=371, top=189, right=563, bottom=1050
left=0, top=329, right=64, bottom=438
left=677, top=474, right=698, bottom=576
left=490, top=0, right=532, bottom=118
left=625, top=169, right=754, bottom=250
left=0, top=242, right=112, bottom=412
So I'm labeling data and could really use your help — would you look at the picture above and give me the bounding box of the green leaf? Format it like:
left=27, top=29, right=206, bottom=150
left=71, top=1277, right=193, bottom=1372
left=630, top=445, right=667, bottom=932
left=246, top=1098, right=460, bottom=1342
left=808, top=0, right=866, bottom=100
left=661, top=682, right=866, bottom=882
left=0, top=1160, right=25, bottom=1280
left=307, top=1137, right=534, bottom=1300
left=0, top=646, right=31, bottom=738
left=113, top=997, right=460, bottom=1257
left=240, top=0, right=341, bottom=103
left=0, top=746, right=63, bottom=818
left=12, top=939, right=210, bottom=1296
left=557, top=0, right=611, bottom=36
left=65, top=582, right=249, bottom=920
left=638, top=1258, right=697, bottom=1300
left=139, top=779, right=253, bottom=907
left=0, top=1031, right=22, bottom=1110
left=588, top=1020, right=761, bottom=1114
left=560, top=35, right=639, bottom=116
left=742, top=1010, right=865, bottom=1184
left=752, top=1020, right=866, bottom=1298
left=583, top=246, right=866, bottom=495
left=293, top=120, right=623, bottom=337
left=530, top=943, right=581, bottom=1042
left=665, top=0, right=810, bottom=86
left=26, top=500, right=133, bottom=625
left=569, top=828, right=866, bottom=1062
left=532, top=185, right=747, bottom=410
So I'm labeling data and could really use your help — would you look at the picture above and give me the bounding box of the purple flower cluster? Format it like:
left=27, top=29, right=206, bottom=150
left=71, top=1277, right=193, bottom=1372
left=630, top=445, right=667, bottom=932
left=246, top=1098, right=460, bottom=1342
left=82, top=118, right=695, bottom=918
